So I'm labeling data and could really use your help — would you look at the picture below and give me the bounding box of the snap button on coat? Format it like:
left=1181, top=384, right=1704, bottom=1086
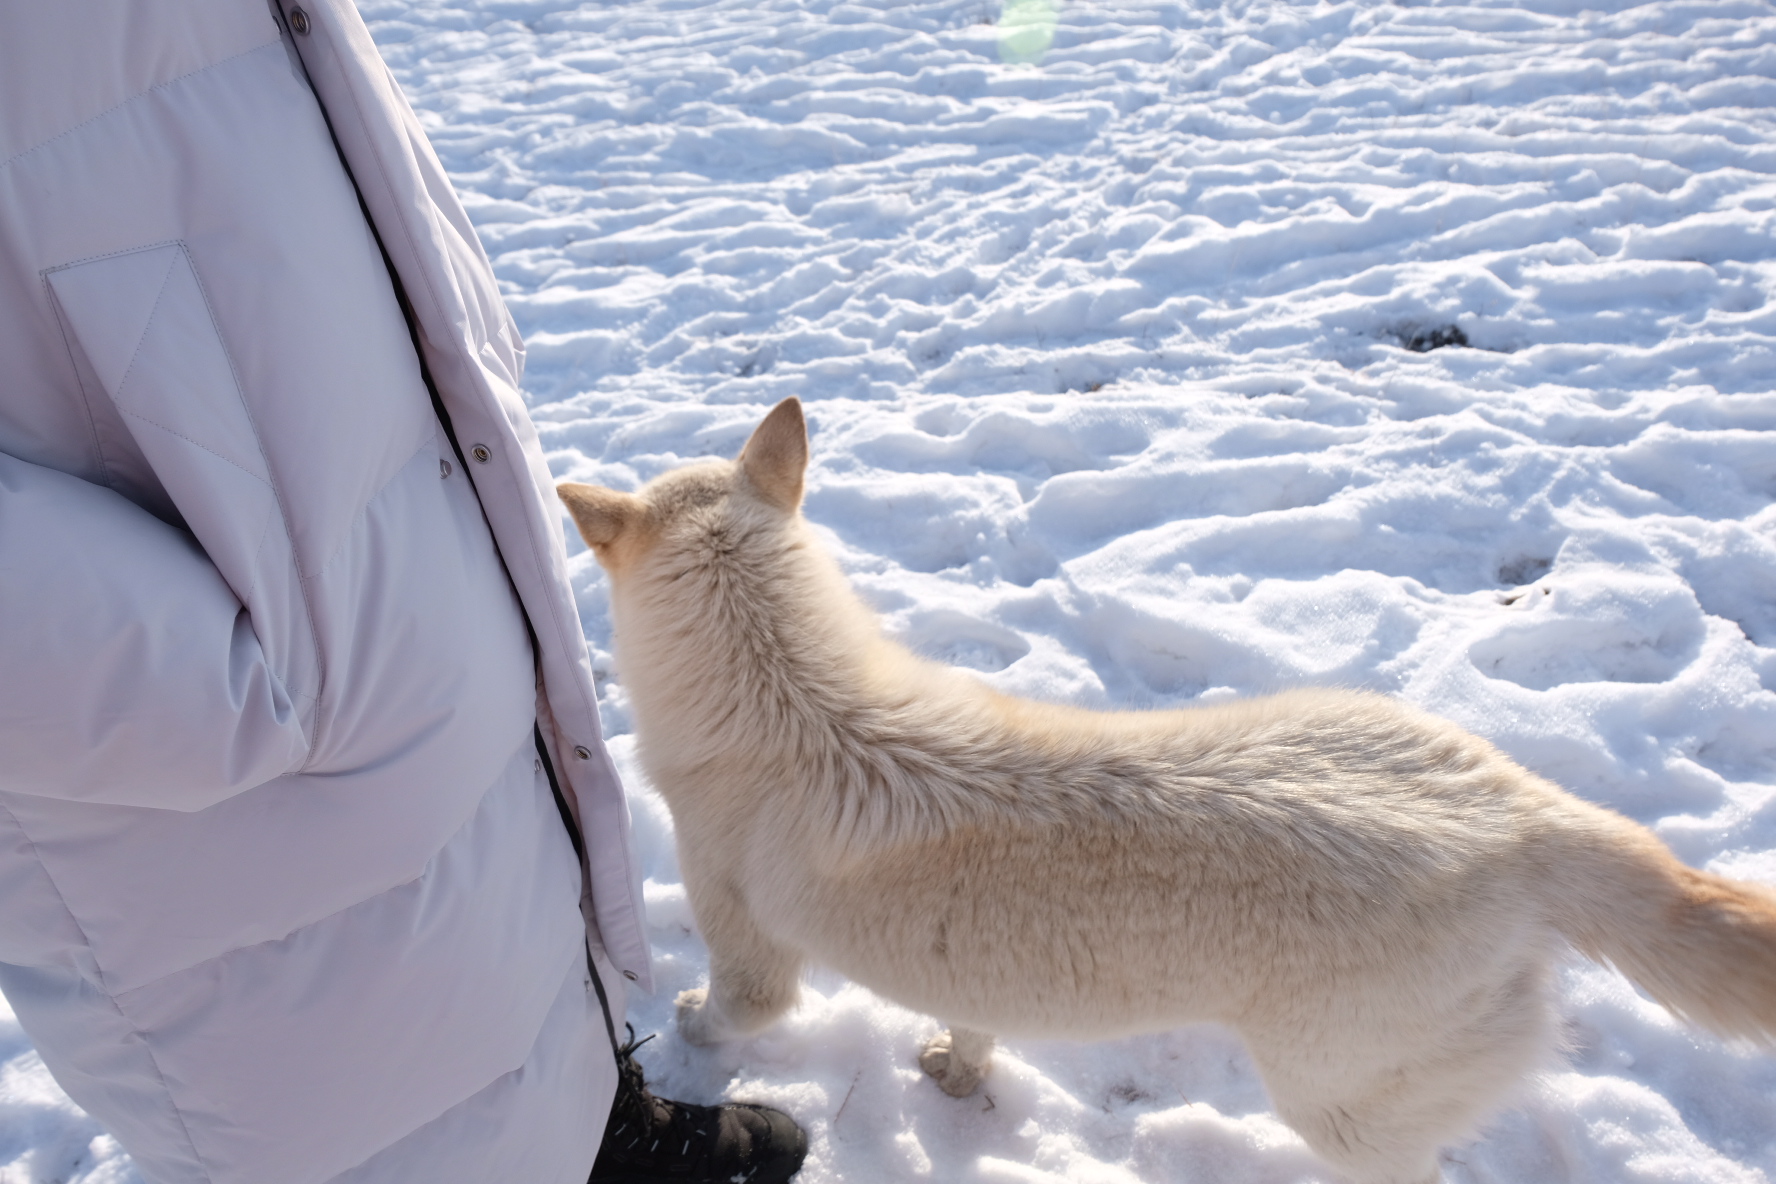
left=288, top=6, right=310, bottom=34
left=472, top=444, right=491, bottom=463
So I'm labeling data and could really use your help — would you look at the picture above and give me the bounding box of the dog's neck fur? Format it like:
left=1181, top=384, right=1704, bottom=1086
left=605, top=477, right=1212, bottom=856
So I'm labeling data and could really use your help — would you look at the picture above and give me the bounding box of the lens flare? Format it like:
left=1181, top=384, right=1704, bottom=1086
left=997, top=0, right=1057, bottom=65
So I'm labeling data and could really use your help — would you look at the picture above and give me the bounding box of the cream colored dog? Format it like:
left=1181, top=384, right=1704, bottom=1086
left=560, top=398, right=1776, bottom=1184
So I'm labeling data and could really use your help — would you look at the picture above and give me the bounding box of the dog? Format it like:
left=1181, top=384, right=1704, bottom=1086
left=560, top=397, right=1776, bottom=1184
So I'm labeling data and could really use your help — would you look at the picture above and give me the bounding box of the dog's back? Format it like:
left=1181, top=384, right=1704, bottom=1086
left=729, top=670, right=1561, bottom=1034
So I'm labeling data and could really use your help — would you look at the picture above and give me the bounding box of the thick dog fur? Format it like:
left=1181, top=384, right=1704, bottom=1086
left=560, top=398, right=1776, bottom=1184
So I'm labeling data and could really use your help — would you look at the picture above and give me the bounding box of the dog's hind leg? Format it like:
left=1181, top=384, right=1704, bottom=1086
left=919, top=1026, right=995, bottom=1097
left=676, top=885, right=804, bottom=1046
left=1247, top=961, right=1553, bottom=1184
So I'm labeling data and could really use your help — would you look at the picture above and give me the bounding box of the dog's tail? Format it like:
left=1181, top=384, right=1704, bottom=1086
left=1547, top=800, right=1776, bottom=1042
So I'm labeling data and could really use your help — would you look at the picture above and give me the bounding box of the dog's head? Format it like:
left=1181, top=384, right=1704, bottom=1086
left=557, top=396, right=808, bottom=576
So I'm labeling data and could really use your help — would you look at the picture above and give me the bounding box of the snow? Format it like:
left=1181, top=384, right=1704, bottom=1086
left=7, top=0, right=1776, bottom=1181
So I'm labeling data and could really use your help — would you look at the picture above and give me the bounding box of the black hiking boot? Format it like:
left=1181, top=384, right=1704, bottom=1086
left=589, top=1027, right=808, bottom=1184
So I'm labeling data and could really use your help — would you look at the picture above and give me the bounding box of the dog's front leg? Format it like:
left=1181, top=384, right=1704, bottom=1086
left=676, top=886, right=803, bottom=1046
left=918, top=1026, right=995, bottom=1097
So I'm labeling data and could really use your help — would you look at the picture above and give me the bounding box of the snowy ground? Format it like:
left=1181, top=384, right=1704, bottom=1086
left=6, top=0, right=1776, bottom=1181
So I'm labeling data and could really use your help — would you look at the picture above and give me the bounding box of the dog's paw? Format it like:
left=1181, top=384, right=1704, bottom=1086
left=675, top=988, right=724, bottom=1046
left=919, top=1030, right=987, bottom=1097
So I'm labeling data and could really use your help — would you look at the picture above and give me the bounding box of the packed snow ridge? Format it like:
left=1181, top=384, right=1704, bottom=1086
left=5, top=1, right=1775, bottom=1182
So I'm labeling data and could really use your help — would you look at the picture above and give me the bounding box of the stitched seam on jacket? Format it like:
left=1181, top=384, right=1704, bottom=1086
left=316, top=942, right=590, bottom=1184
left=178, top=249, right=329, bottom=769
left=41, top=239, right=182, bottom=277
left=243, top=510, right=317, bottom=717
left=0, top=799, right=215, bottom=1182
left=38, top=273, right=113, bottom=489
left=107, top=735, right=535, bottom=998
left=323, top=36, right=460, bottom=408
left=116, top=409, right=275, bottom=488
left=0, top=39, right=281, bottom=173
left=305, top=431, right=441, bottom=585
left=106, top=248, right=184, bottom=401
left=41, top=239, right=178, bottom=501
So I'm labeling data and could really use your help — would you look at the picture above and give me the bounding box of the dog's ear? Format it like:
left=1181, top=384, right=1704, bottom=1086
left=558, top=483, right=644, bottom=547
left=738, top=397, right=808, bottom=512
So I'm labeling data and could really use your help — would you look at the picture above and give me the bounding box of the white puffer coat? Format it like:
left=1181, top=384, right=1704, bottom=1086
left=0, top=2, right=650, bottom=1181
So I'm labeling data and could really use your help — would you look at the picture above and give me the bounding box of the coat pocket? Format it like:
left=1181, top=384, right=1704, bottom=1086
left=46, top=243, right=319, bottom=733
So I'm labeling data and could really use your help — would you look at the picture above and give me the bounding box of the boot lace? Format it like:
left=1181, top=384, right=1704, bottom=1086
left=601, top=1026, right=714, bottom=1172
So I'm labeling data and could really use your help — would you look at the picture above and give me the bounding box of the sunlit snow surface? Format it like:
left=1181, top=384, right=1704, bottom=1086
left=10, top=1, right=1776, bottom=1181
